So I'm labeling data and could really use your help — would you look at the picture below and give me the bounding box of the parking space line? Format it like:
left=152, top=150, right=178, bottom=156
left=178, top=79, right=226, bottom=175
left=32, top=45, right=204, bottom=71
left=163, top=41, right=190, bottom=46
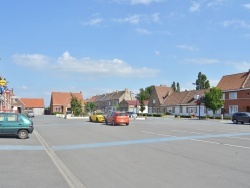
left=52, top=132, right=250, bottom=151
left=34, top=130, right=86, bottom=188
left=141, top=130, right=250, bottom=150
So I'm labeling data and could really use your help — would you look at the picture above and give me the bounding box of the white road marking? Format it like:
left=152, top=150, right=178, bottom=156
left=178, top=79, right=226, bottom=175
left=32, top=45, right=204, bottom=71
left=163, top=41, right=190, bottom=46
left=141, top=130, right=250, bottom=150
left=34, top=130, right=86, bottom=188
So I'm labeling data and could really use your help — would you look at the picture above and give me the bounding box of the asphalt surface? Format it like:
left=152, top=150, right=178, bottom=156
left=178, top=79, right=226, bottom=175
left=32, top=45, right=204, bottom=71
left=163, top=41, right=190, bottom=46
left=0, top=115, right=250, bottom=188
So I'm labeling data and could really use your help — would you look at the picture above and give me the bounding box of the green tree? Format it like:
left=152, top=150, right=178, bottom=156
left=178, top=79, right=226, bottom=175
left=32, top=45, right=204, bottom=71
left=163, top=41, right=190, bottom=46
left=171, top=82, right=176, bottom=92
left=137, top=88, right=149, bottom=115
left=195, top=72, right=210, bottom=89
left=84, top=102, right=96, bottom=114
left=176, top=82, right=180, bottom=92
left=171, top=82, right=180, bottom=92
left=203, top=87, right=224, bottom=119
left=144, top=85, right=153, bottom=99
left=70, top=94, right=83, bottom=116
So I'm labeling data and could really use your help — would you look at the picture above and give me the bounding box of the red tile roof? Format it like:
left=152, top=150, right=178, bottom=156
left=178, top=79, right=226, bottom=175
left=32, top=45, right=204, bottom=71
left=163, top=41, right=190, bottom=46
left=154, top=85, right=173, bottom=104
left=51, top=92, right=84, bottom=106
left=20, top=98, right=44, bottom=108
left=216, top=71, right=250, bottom=90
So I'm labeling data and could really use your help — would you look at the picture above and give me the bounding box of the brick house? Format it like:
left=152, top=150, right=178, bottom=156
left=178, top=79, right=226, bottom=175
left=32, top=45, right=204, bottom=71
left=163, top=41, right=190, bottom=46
left=216, top=70, right=250, bottom=115
left=50, top=92, right=85, bottom=114
left=148, top=85, right=173, bottom=114
left=119, top=100, right=148, bottom=114
left=88, top=88, right=135, bottom=112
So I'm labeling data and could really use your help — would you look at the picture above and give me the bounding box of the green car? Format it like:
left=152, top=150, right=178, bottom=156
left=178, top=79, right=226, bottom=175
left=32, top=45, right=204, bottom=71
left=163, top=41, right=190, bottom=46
left=0, top=113, right=34, bottom=139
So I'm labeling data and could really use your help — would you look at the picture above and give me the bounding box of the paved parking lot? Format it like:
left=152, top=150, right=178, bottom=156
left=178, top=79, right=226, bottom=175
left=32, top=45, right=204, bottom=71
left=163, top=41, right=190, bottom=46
left=1, top=115, right=250, bottom=188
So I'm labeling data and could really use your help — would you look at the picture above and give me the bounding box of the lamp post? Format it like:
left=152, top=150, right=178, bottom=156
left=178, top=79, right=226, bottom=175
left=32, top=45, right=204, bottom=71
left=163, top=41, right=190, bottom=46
left=193, top=83, right=200, bottom=120
left=153, top=99, right=155, bottom=114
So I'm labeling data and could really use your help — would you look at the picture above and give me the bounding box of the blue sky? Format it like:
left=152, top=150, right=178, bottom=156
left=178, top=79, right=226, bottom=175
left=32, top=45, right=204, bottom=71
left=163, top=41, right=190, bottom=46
left=1, top=0, right=250, bottom=106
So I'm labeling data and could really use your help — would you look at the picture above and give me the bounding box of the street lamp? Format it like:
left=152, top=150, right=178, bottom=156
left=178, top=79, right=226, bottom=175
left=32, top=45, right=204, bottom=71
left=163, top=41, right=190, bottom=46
left=153, top=99, right=155, bottom=114
left=193, top=83, right=200, bottom=120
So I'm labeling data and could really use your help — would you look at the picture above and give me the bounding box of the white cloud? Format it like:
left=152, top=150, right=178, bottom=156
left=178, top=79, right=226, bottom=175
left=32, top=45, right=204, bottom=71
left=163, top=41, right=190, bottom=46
left=114, top=0, right=162, bottom=5
left=131, top=0, right=161, bottom=5
left=113, top=13, right=161, bottom=25
left=82, top=18, right=103, bottom=25
left=136, top=28, right=151, bottom=35
left=151, top=13, right=161, bottom=23
left=54, top=51, right=160, bottom=78
left=189, top=2, right=200, bottom=12
left=186, top=58, right=220, bottom=65
left=243, top=3, right=250, bottom=9
left=154, top=50, right=160, bottom=55
left=113, top=15, right=141, bottom=24
left=17, top=85, right=28, bottom=90
left=12, top=54, right=49, bottom=69
left=207, top=0, right=225, bottom=8
left=176, top=44, right=199, bottom=52
left=227, top=61, right=250, bottom=72
left=223, top=19, right=250, bottom=29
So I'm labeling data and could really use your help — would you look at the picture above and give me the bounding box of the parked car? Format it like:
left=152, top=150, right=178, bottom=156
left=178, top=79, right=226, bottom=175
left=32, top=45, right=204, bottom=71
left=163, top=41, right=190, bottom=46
left=127, top=111, right=137, bottom=118
left=105, top=111, right=129, bottom=126
left=0, top=113, right=34, bottom=139
left=26, top=110, right=35, bottom=118
left=232, top=112, right=250, bottom=124
left=89, top=111, right=106, bottom=123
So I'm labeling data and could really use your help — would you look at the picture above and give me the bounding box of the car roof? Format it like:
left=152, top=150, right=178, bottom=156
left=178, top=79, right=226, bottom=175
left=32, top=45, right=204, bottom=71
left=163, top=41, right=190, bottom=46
left=0, top=112, right=19, bottom=115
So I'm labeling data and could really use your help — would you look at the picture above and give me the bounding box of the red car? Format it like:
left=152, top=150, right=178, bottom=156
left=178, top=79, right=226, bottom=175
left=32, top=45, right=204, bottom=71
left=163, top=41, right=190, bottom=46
left=105, top=111, right=129, bottom=126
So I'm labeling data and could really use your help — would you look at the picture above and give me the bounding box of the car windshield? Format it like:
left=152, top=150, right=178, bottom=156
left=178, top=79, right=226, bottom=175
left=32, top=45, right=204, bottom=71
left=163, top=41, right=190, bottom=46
left=117, top=112, right=127, bottom=116
left=96, top=112, right=105, bottom=115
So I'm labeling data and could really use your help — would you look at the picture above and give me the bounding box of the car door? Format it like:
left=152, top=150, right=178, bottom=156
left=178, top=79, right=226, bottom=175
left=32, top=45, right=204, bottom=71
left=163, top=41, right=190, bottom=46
left=2, top=114, right=24, bottom=134
left=0, top=114, right=5, bottom=133
left=242, top=113, right=249, bottom=123
left=106, top=112, right=114, bottom=124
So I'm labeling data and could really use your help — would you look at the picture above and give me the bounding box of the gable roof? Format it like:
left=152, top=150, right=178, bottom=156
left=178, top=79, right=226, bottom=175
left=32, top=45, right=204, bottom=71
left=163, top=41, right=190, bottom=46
left=87, top=95, right=97, bottom=103
left=162, top=89, right=209, bottom=106
left=216, top=70, right=250, bottom=90
left=20, top=98, right=44, bottom=108
left=181, top=89, right=209, bottom=105
left=163, top=91, right=189, bottom=106
left=154, top=85, right=173, bottom=104
left=51, top=92, right=84, bottom=106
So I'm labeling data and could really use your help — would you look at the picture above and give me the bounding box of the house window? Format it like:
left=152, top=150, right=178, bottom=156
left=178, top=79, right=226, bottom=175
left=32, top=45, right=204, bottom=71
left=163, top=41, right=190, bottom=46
left=229, top=92, right=237, bottom=99
left=222, top=93, right=225, bottom=100
left=229, top=105, right=238, bottom=114
left=187, top=107, right=197, bottom=113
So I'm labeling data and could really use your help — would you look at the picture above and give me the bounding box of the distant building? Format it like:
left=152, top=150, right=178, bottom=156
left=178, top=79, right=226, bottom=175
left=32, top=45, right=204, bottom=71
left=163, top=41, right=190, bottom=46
left=19, top=98, right=45, bottom=115
left=216, top=70, right=250, bottom=115
left=50, top=92, right=85, bottom=114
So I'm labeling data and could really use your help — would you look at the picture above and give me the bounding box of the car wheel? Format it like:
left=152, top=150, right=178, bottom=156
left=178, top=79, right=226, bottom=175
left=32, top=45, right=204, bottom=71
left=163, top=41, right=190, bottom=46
left=89, top=117, right=92, bottom=122
left=96, top=118, right=99, bottom=122
left=18, top=130, right=28, bottom=139
left=241, top=122, right=244, bottom=124
left=233, top=119, right=238, bottom=124
left=126, top=123, right=129, bottom=126
left=105, top=120, right=108, bottom=125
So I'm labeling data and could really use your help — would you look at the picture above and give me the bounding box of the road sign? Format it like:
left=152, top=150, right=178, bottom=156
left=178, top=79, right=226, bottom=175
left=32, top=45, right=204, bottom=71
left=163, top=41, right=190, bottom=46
left=0, top=79, right=6, bottom=86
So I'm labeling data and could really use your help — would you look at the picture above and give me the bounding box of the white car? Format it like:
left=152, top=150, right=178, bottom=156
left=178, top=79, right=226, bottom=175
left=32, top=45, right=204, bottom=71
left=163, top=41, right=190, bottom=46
left=127, top=112, right=137, bottom=118
left=26, top=110, right=35, bottom=118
